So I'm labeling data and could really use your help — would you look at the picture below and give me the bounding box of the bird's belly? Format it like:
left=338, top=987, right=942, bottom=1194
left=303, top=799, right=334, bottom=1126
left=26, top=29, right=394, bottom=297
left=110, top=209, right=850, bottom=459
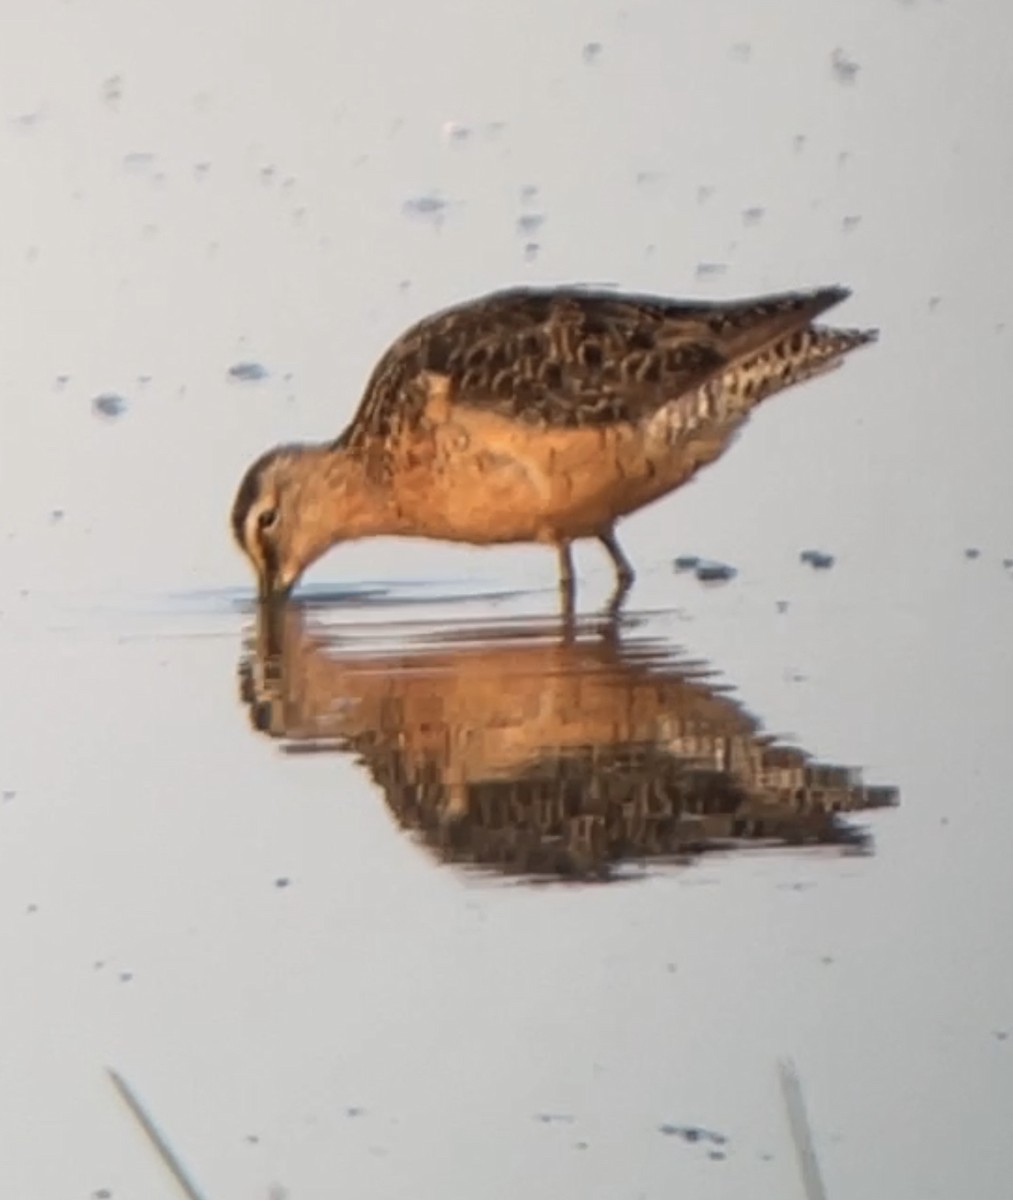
left=390, top=404, right=730, bottom=545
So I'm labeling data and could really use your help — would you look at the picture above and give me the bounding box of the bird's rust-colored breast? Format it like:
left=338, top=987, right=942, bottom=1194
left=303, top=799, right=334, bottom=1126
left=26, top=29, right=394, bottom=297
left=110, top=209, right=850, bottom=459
left=384, top=372, right=718, bottom=545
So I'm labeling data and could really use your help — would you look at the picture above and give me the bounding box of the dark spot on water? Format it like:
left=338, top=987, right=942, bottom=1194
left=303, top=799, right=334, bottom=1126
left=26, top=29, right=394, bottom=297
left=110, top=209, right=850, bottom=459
left=928, top=295, right=941, bottom=312
left=776, top=600, right=790, bottom=613
left=695, top=262, right=727, bottom=279
left=516, top=213, right=544, bottom=237
left=3, top=790, right=17, bottom=803
left=122, top=151, right=156, bottom=174
left=742, top=206, right=765, bottom=226
left=523, top=242, right=540, bottom=263
left=994, top=1030, right=1009, bottom=1041
left=245, top=1133, right=260, bottom=1144
left=842, top=215, right=862, bottom=233
left=658, top=1123, right=728, bottom=1146
left=535, top=1112, right=574, bottom=1124
left=729, top=42, right=751, bottom=63
left=582, top=42, right=603, bottom=64
left=519, top=184, right=539, bottom=203
left=673, top=555, right=701, bottom=571
left=1003, top=558, right=1013, bottom=569
left=830, top=48, right=859, bottom=84
left=574, top=1140, right=589, bottom=1150
left=274, top=876, right=291, bottom=889
left=402, top=193, right=448, bottom=224
left=228, top=362, right=269, bottom=382
left=800, top=549, right=835, bottom=569
left=964, top=547, right=980, bottom=560
left=101, top=75, right=123, bottom=107
left=118, top=970, right=133, bottom=983
left=92, top=1189, right=113, bottom=1199
left=695, top=561, right=736, bottom=583
left=54, top=374, right=70, bottom=388
left=50, top=509, right=64, bottom=523
left=793, top=134, right=807, bottom=153
left=346, top=1106, right=365, bottom=1118
left=26, top=903, right=37, bottom=915
left=92, top=392, right=127, bottom=419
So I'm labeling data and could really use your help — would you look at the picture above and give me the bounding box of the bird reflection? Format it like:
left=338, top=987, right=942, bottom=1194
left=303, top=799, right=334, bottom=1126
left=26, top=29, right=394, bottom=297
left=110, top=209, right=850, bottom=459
left=239, top=602, right=897, bottom=882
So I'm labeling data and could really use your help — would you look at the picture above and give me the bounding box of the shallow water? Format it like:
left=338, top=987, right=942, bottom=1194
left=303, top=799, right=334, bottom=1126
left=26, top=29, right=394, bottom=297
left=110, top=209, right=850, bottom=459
left=2, top=1, right=1013, bottom=1198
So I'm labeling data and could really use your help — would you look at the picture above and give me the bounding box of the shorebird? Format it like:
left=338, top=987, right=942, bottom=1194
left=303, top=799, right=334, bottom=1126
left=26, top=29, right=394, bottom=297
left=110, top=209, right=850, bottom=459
left=231, top=285, right=875, bottom=602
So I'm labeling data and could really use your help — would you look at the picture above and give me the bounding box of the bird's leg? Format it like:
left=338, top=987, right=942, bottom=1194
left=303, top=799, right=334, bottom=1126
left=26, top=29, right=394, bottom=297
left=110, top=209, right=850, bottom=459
left=556, top=542, right=577, bottom=619
left=597, top=528, right=635, bottom=586
left=557, top=541, right=575, bottom=587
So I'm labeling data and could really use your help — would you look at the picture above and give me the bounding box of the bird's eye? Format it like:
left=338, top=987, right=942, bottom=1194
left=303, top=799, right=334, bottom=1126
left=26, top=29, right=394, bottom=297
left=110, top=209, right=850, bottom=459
left=256, top=507, right=278, bottom=532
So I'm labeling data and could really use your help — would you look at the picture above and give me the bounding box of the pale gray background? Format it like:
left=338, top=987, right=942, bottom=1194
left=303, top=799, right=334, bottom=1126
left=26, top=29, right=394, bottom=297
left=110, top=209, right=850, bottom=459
left=1, top=0, right=1011, bottom=1197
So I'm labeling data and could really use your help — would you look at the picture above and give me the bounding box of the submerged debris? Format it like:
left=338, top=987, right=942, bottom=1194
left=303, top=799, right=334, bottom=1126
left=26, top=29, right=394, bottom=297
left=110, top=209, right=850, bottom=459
left=228, top=361, right=269, bottom=383
left=92, top=392, right=127, bottom=419
left=402, top=192, right=449, bottom=225
left=675, top=554, right=739, bottom=582
left=695, top=561, right=737, bottom=583
left=695, top=261, right=727, bottom=279
left=800, top=549, right=835, bottom=569
left=964, top=547, right=981, bottom=560
left=658, top=1123, right=728, bottom=1146
left=830, top=48, right=859, bottom=85
left=581, top=41, right=603, bottom=64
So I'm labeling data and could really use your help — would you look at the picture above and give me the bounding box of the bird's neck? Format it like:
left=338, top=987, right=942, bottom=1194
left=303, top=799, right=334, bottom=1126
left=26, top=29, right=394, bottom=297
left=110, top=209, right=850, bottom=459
left=296, top=443, right=403, bottom=543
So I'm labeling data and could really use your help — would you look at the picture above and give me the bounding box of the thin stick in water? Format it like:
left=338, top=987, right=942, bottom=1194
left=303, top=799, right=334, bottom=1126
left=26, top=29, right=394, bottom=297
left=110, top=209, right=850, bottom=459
left=778, top=1056, right=829, bottom=1200
left=106, top=1068, right=209, bottom=1200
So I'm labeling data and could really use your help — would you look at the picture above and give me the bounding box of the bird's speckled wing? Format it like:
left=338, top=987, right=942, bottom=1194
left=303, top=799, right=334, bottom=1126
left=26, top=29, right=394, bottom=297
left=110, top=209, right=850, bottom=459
left=338, top=285, right=855, bottom=445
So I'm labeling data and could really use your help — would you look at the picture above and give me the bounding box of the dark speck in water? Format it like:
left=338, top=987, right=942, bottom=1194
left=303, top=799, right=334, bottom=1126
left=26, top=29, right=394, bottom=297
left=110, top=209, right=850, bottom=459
left=2, top=790, right=15, bottom=802
left=92, top=1189, right=113, bottom=1199
left=228, top=362, right=269, bottom=383
left=658, top=1123, right=728, bottom=1146
left=274, top=876, right=291, bottom=889
left=92, top=393, right=127, bottom=419
left=673, top=555, right=701, bottom=571
left=535, top=1112, right=575, bottom=1124
left=582, top=42, right=603, bottom=64
left=523, top=243, right=540, bottom=263
left=842, top=215, right=862, bottom=233
left=800, top=549, right=835, bottom=569
left=729, top=42, right=751, bottom=62
left=346, top=1106, right=365, bottom=1118
left=101, top=75, right=123, bottom=106
left=695, top=262, right=727, bottom=279
left=695, top=561, right=737, bottom=583
left=402, top=193, right=449, bottom=224
left=964, top=547, right=980, bottom=560
left=776, top=600, right=790, bottom=613
left=1002, top=558, right=1013, bottom=569
left=831, top=48, right=859, bottom=84
left=118, top=970, right=133, bottom=983
left=994, top=1030, right=1009, bottom=1041
left=516, top=213, right=544, bottom=237
left=742, top=206, right=765, bottom=225
left=245, top=1134, right=260, bottom=1144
